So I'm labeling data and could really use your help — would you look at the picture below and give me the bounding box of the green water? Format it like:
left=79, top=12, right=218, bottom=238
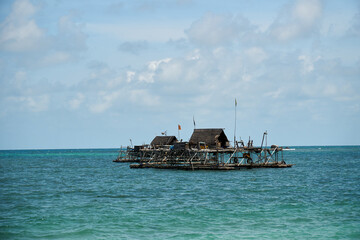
left=1, top=147, right=359, bottom=239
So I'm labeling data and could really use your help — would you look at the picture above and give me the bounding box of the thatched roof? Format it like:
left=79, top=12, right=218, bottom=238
left=151, top=136, right=177, bottom=147
left=189, top=128, right=229, bottom=148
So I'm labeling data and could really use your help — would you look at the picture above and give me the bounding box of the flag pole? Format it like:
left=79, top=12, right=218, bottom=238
left=234, top=98, right=237, bottom=147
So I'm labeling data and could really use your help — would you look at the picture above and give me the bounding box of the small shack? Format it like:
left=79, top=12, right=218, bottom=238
left=189, top=129, right=230, bottom=149
left=150, top=136, right=178, bottom=148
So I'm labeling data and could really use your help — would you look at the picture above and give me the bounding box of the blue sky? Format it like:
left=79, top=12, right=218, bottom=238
left=0, top=0, right=359, bottom=149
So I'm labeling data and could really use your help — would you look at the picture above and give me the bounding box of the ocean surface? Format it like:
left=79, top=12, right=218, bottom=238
left=1, top=146, right=359, bottom=239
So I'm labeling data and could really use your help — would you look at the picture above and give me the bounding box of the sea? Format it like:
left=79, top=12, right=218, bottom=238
left=1, top=146, right=359, bottom=239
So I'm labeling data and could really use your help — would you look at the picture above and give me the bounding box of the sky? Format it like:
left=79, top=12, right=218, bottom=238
left=0, top=0, right=359, bottom=149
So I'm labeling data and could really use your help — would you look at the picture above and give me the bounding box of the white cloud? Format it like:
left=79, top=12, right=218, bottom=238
left=7, top=95, right=49, bottom=112
left=126, top=71, right=135, bottom=83
left=269, top=0, right=323, bottom=41
left=241, top=73, right=252, bottom=82
left=138, top=58, right=171, bottom=83
left=293, top=0, right=322, bottom=25
left=24, top=95, right=49, bottom=112
left=0, top=0, right=45, bottom=52
left=186, top=49, right=201, bottom=60
left=245, top=47, right=268, bottom=64
left=68, top=93, right=85, bottom=110
left=323, top=84, right=337, bottom=96
left=89, top=90, right=121, bottom=113
left=265, top=88, right=284, bottom=99
left=106, top=76, right=123, bottom=89
left=55, top=15, right=87, bottom=52
left=186, top=13, right=238, bottom=46
left=148, top=58, right=172, bottom=71
left=347, top=5, right=360, bottom=37
left=40, top=51, right=71, bottom=66
left=156, top=58, right=184, bottom=82
left=0, top=0, right=87, bottom=67
left=138, top=72, right=154, bottom=83
left=187, top=13, right=263, bottom=48
left=298, top=55, right=321, bottom=74
left=129, top=89, right=160, bottom=107
left=13, top=70, right=27, bottom=86
left=9, top=0, right=36, bottom=17
left=87, top=22, right=186, bottom=42
left=186, top=13, right=248, bottom=47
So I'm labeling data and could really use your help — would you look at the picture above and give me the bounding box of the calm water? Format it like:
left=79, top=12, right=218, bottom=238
left=1, top=146, right=359, bottom=239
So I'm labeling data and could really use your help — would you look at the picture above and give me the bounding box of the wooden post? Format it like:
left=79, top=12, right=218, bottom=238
left=234, top=98, right=237, bottom=147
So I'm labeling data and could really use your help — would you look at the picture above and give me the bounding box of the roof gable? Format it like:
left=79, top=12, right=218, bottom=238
left=189, top=128, right=229, bottom=147
left=151, top=136, right=177, bottom=146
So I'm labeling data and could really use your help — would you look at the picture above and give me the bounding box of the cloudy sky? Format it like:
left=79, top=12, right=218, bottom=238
left=0, top=0, right=359, bottom=149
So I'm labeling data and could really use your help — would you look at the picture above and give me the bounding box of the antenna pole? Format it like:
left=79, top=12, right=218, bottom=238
left=234, top=98, right=237, bottom=147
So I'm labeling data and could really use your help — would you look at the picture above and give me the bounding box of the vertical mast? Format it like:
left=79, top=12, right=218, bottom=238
left=234, top=98, right=237, bottom=147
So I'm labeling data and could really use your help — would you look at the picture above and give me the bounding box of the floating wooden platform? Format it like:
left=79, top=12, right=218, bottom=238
left=114, top=138, right=292, bottom=171
left=130, top=162, right=293, bottom=170
left=113, top=158, right=140, bottom=163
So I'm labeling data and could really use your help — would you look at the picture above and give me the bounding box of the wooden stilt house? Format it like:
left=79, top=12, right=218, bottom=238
left=189, top=129, right=230, bottom=149
left=150, top=136, right=178, bottom=148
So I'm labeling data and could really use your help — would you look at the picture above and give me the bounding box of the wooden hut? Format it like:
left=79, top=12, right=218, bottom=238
left=150, top=136, right=178, bottom=148
left=189, top=129, right=229, bottom=149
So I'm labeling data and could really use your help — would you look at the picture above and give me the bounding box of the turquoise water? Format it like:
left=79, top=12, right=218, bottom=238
left=1, top=146, right=359, bottom=239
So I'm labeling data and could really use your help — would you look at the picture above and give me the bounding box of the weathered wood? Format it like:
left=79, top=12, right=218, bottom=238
left=113, top=158, right=140, bottom=163
left=114, top=132, right=291, bottom=171
left=130, top=162, right=293, bottom=170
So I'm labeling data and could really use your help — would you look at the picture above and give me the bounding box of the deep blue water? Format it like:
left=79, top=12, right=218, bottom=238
left=1, top=146, right=359, bottom=239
